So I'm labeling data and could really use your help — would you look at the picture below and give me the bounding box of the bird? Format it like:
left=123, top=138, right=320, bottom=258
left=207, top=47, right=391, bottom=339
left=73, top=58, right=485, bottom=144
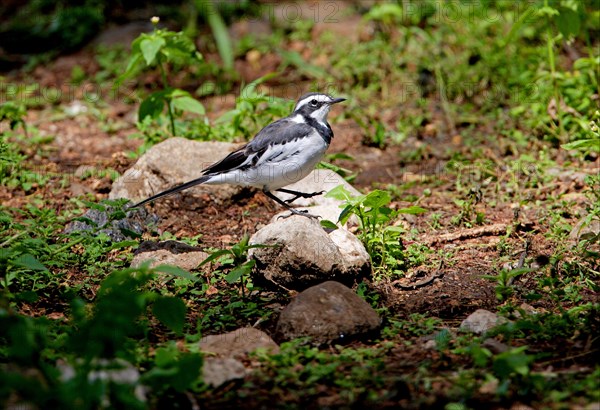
left=130, top=92, right=346, bottom=218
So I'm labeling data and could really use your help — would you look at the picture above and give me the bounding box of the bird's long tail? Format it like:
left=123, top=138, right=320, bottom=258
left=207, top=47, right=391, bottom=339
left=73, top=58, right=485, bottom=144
left=129, top=175, right=211, bottom=208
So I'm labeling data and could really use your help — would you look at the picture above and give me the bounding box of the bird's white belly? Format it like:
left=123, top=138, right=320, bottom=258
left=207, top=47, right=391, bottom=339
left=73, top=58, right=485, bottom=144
left=206, top=135, right=328, bottom=191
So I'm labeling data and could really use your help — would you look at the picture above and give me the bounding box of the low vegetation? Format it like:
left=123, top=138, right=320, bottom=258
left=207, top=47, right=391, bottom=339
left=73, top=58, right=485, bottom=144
left=1, top=1, right=598, bottom=408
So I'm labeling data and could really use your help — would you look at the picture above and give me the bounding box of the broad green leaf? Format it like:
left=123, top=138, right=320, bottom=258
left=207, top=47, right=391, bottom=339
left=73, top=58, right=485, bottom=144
left=153, top=296, right=186, bottom=334
left=325, top=184, right=355, bottom=202
left=556, top=8, right=581, bottom=38
left=320, top=219, right=338, bottom=230
left=397, top=206, right=428, bottom=215
left=170, top=95, right=205, bottom=115
left=199, top=249, right=232, bottom=266
left=12, top=254, right=48, bottom=271
left=493, top=346, right=533, bottom=379
left=225, top=260, right=255, bottom=283
left=155, top=346, right=178, bottom=367
left=363, top=190, right=391, bottom=209
left=139, top=92, right=166, bottom=122
left=140, top=37, right=166, bottom=65
left=153, top=264, right=198, bottom=281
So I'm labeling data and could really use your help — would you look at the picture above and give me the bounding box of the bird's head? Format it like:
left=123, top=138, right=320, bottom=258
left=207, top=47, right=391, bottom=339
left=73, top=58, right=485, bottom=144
left=293, top=93, right=346, bottom=123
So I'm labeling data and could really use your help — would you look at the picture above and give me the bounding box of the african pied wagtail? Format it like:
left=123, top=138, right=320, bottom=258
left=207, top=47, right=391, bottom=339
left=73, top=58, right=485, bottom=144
left=131, top=93, right=346, bottom=218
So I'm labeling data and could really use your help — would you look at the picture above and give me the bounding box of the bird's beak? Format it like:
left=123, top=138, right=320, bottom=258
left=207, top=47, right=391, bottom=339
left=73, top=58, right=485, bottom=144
left=329, top=97, right=346, bottom=104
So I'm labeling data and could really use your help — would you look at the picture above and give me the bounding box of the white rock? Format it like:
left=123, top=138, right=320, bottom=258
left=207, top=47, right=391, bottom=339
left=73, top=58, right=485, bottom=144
left=109, top=138, right=245, bottom=204
left=201, top=357, right=247, bottom=388
left=131, top=249, right=208, bottom=271
left=249, top=216, right=370, bottom=290
left=271, top=169, right=360, bottom=226
left=460, top=309, right=507, bottom=335
left=199, top=327, right=279, bottom=358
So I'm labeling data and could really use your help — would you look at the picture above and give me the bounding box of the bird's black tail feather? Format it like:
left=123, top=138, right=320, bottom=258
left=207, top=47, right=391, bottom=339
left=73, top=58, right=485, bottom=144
left=129, top=175, right=211, bottom=208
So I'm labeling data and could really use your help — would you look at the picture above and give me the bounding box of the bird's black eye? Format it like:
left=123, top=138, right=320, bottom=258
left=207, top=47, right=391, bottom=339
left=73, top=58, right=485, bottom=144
left=309, top=99, right=318, bottom=107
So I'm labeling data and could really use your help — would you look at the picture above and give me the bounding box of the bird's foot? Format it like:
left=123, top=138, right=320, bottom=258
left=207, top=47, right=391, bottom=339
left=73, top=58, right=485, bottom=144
left=284, top=190, right=326, bottom=204
left=277, top=209, right=321, bottom=220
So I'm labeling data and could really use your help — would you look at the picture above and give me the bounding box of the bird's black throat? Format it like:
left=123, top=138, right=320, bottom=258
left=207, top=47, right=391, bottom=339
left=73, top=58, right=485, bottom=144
left=303, top=115, right=334, bottom=144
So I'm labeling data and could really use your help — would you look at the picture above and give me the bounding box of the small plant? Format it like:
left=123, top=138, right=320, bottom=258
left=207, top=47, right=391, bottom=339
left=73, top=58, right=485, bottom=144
left=483, top=267, right=530, bottom=302
left=212, top=75, right=292, bottom=140
left=325, top=185, right=427, bottom=275
left=117, top=17, right=206, bottom=137
left=199, top=234, right=271, bottom=296
left=451, top=188, right=486, bottom=228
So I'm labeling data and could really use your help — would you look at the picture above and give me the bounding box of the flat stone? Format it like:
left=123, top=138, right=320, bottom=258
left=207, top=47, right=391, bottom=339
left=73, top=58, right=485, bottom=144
left=249, top=217, right=370, bottom=290
left=201, top=357, right=247, bottom=388
left=276, top=281, right=381, bottom=345
left=109, top=138, right=245, bottom=205
left=199, top=327, right=279, bottom=358
left=271, top=169, right=361, bottom=226
left=460, top=309, right=507, bottom=335
left=63, top=205, right=158, bottom=242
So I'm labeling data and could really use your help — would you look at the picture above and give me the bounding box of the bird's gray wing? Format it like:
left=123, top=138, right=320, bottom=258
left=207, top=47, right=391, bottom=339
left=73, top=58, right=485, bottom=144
left=201, top=147, right=250, bottom=175
left=202, top=119, right=313, bottom=175
left=246, top=119, right=314, bottom=153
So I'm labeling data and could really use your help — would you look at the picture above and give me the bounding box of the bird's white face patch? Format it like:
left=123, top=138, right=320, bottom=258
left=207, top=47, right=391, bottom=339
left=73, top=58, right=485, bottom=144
left=288, top=114, right=305, bottom=124
left=294, top=94, right=333, bottom=111
left=308, top=104, right=332, bottom=123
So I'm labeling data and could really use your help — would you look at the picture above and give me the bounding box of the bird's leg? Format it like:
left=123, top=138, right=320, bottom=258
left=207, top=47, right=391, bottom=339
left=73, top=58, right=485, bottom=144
left=263, top=191, right=320, bottom=220
left=275, top=188, right=326, bottom=204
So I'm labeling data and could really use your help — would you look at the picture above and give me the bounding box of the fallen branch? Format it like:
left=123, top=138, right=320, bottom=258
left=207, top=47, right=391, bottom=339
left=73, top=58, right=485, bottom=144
left=423, top=223, right=508, bottom=245
left=393, top=261, right=445, bottom=290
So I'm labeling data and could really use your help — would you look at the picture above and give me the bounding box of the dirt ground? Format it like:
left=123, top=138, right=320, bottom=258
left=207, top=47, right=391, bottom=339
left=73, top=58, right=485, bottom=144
left=3, top=27, right=599, bottom=407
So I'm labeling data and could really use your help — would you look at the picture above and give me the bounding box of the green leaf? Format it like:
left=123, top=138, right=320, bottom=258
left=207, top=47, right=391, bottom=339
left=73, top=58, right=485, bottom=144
left=338, top=204, right=356, bottom=225
left=325, top=184, right=355, bottom=202
left=116, top=53, right=142, bottom=85
left=140, top=37, right=166, bottom=65
left=397, top=206, right=428, bottom=215
left=204, top=2, right=234, bottom=70
left=153, top=296, right=186, bottom=334
left=503, top=6, right=537, bottom=46
left=363, top=190, right=391, bottom=209
left=493, top=346, right=533, bottom=379
left=225, top=260, right=254, bottom=283
left=562, top=138, right=600, bottom=152
left=199, top=249, right=232, bottom=266
left=143, top=351, right=203, bottom=392
left=320, top=219, right=339, bottom=230
left=12, top=254, right=48, bottom=271
left=278, top=49, right=328, bottom=78
left=170, top=95, right=205, bottom=115
left=556, top=8, right=581, bottom=38
left=153, top=264, right=198, bottom=282
left=139, top=92, right=167, bottom=122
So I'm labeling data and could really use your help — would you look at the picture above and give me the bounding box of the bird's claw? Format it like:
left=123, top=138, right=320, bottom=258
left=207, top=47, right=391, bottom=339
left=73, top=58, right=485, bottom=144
left=284, top=190, right=326, bottom=204
left=277, top=209, right=321, bottom=220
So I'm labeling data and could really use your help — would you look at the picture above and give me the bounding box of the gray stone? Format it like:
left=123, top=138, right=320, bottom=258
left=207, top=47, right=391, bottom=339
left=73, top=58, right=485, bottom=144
left=276, top=281, right=381, bottom=345
left=271, top=169, right=361, bottom=226
left=460, top=309, right=507, bottom=335
left=568, top=216, right=600, bottom=246
left=109, top=138, right=245, bottom=205
left=199, top=327, right=279, bottom=358
left=199, top=327, right=279, bottom=388
left=249, top=217, right=370, bottom=290
left=64, top=205, right=158, bottom=242
left=58, top=358, right=147, bottom=404
left=201, top=357, right=247, bottom=388
left=131, top=240, right=209, bottom=271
